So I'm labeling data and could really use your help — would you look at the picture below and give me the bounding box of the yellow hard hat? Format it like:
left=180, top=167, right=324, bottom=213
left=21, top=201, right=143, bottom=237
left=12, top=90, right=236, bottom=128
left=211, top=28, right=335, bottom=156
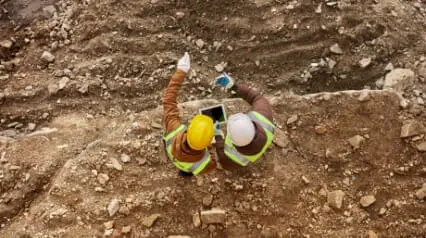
left=187, top=114, right=214, bottom=150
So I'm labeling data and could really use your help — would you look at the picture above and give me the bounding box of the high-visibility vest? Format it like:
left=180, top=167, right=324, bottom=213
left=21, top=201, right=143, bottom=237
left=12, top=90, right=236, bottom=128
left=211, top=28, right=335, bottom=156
left=224, top=111, right=275, bottom=166
left=163, top=125, right=211, bottom=175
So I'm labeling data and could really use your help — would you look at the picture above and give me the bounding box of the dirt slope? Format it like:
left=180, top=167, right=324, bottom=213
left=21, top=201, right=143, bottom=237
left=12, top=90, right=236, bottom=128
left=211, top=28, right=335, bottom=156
left=0, top=0, right=426, bottom=237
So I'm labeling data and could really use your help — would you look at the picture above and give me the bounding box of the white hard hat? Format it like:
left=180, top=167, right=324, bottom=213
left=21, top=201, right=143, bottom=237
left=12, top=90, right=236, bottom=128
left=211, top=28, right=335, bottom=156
left=227, top=113, right=255, bottom=147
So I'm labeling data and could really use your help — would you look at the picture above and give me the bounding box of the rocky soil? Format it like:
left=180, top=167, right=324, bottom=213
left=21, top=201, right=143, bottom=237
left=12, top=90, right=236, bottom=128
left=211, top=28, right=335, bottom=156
left=0, top=0, right=425, bottom=237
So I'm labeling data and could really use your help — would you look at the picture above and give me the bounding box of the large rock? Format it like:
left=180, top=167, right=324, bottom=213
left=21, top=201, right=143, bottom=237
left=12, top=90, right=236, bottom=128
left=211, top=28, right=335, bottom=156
left=200, top=209, right=226, bottom=224
left=383, top=68, right=415, bottom=91
left=327, top=190, right=345, bottom=209
left=400, top=121, right=426, bottom=138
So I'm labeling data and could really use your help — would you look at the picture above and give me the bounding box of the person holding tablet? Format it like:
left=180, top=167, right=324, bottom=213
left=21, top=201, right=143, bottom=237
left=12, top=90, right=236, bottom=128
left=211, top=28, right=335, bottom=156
left=213, top=73, right=275, bottom=170
left=162, top=53, right=216, bottom=176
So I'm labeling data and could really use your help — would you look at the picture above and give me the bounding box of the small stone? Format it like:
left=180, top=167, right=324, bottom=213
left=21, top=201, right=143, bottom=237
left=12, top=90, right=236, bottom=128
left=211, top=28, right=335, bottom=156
left=97, top=173, right=110, bottom=185
left=176, top=12, right=185, bottom=19
left=416, top=142, right=426, bottom=152
left=326, top=58, right=337, bottom=69
left=142, top=214, right=160, bottom=227
left=379, top=207, right=386, bottom=215
left=286, top=115, right=298, bottom=125
left=375, top=78, right=384, bottom=89
left=27, top=127, right=58, bottom=137
left=368, top=230, right=378, bottom=238
left=151, top=122, right=162, bottom=129
left=58, top=77, right=70, bottom=90
left=108, top=198, right=120, bottom=216
left=195, top=39, right=205, bottom=48
left=120, top=154, right=131, bottom=163
left=121, top=226, right=131, bottom=234
left=385, top=63, right=394, bottom=71
left=42, top=5, right=57, bottom=18
left=104, top=229, right=114, bottom=236
left=168, top=236, right=191, bottom=238
left=273, top=129, right=289, bottom=148
left=314, top=125, right=327, bottom=134
left=119, top=206, right=130, bottom=215
left=415, top=187, right=426, bottom=200
left=360, top=195, right=376, bottom=207
left=330, top=43, right=343, bottom=54
left=327, top=190, right=345, bottom=209
left=348, top=135, right=365, bottom=150
left=28, top=123, right=36, bottom=131
left=214, top=62, right=227, bottom=72
left=400, top=121, right=426, bottom=138
left=315, top=3, right=322, bottom=14
left=319, top=188, right=327, bottom=197
left=0, top=40, right=13, bottom=49
left=108, top=158, right=123, bottom=171
left=301, top=176, right=310, bottom=184
left=78, top=83, right=89, bottom=94
left=359, top=57, right=372, bottom=68
left=358, top=91, right=370, bottom=102
left=202, top=194, right=214, bottom=207
left=104, top=220, right=114, bottom=230
left=200, top=209, right=226, bottom=224
left=192, top=213, right=201, bottom=227
left=41, top=51, right=55, bottom=63
left=383, top=68, right=416, bottom=91
left=48, top=83, right=59, bottom=95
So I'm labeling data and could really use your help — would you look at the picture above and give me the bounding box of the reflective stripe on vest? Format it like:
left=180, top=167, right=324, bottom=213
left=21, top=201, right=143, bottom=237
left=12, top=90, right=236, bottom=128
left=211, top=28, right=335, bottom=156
left=163, top=125, right=211, bottom=175
left=224, top=111, right=275, bottom=166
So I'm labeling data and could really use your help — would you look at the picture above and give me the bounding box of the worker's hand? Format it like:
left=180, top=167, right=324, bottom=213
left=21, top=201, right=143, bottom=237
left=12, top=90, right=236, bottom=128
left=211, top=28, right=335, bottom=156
left=214, top=122, right=224, bottom=138
left=213, top=73, right=234, bottom=90
left=177, top=52, right=190, bottom=73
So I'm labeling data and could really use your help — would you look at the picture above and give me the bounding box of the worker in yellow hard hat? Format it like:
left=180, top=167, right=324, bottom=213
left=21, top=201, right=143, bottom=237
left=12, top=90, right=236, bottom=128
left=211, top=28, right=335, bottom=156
left=162, top=52, right=217, bottom=176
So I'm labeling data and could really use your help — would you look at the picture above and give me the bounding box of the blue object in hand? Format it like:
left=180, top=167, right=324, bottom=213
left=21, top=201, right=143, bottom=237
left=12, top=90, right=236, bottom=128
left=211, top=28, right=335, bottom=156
left=213, top=73, right=234, bottom=89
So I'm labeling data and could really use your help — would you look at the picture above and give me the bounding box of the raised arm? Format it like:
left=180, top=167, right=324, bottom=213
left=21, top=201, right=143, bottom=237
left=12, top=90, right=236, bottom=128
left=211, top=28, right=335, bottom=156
left=233, top=83, right=273, bottom=121
left=163, top=53, right=190, bottom=133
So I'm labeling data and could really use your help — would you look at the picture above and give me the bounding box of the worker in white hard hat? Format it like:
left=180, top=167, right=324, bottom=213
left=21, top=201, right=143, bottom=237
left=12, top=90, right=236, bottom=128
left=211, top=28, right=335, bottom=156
left=212, top=73, right=275, bottom=170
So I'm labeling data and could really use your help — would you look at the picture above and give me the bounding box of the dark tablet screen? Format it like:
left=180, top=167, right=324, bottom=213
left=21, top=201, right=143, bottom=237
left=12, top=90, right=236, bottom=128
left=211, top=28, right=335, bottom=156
left=200, top=105, right=226, bottom=123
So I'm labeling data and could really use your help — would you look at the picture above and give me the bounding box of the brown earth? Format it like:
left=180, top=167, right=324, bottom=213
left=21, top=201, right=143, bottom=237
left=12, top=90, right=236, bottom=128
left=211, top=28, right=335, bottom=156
left=0, top=0, right=426, bottom=237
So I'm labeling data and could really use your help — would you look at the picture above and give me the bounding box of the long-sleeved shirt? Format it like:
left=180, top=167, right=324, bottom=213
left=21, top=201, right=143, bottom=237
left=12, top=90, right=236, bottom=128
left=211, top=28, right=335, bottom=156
left=215, top=83, right=273, bottom=171
left=163, top=70, right=216, bottom=174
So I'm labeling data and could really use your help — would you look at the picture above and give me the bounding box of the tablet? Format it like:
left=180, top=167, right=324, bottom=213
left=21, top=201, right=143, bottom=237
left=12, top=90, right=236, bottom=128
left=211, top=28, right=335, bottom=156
left=199, top=104, right=227, bottom=124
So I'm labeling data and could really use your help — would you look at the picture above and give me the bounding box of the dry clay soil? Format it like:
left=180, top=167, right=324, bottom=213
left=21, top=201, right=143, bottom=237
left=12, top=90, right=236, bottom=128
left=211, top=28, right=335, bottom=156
left=1, top=0, right=426, bottom=237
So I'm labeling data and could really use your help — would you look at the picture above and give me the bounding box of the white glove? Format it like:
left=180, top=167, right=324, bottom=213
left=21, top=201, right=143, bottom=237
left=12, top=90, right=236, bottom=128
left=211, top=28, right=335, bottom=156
left=177, top=52, right=190, bottom=73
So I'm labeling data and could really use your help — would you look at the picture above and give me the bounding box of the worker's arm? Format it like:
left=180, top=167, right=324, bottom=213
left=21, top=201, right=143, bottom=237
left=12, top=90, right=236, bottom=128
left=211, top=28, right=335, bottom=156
left=213, top=74, right=273, bottom=121
left=163, top=70, right=186, bottom=133
left=215, top=136, right=241, bottom=171
left=232, top=83, right=273, bottom=121
left=163, top=53, right=190, bottom=133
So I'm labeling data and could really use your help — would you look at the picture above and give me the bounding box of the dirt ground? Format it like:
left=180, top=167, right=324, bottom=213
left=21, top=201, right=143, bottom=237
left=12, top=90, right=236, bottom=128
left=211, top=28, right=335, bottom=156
left=0, top=0, right=426, bottom=237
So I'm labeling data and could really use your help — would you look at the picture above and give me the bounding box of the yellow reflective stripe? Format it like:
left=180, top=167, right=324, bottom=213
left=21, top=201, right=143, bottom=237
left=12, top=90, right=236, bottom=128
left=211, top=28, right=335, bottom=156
left=224, top=145, right=250, bottom=166
left=190, top=150, right=211, bottom=175
left=247, top=111, right=275, bottom=133
left=166, top=140, right=210, bottom=174
left=164, top=125, right=186, bottom=142
left=224, top=111, right=276, bottom=165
